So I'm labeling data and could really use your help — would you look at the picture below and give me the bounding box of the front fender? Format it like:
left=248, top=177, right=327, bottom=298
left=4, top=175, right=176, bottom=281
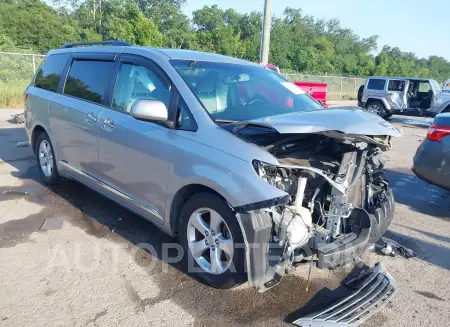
left=166, top=153, right=286, bottom=211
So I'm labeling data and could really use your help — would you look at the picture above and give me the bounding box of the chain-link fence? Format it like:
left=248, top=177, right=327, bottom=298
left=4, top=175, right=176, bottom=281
left=0, top=51, right=46, bottom=107
left=283, top=73, right=367, bottom=101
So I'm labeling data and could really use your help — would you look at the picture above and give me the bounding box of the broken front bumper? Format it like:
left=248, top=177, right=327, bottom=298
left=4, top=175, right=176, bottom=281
left=236, top=188, right=395, bottom=292
left=317, top=188, right=395, bottom=269
left=293, top=263, right=397, bottom=326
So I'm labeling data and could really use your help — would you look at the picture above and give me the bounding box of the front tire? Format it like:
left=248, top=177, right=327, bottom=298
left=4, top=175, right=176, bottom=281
left=365, top=100, right=386, bottom=118
left=35, top=132, right=59, bottom=185
left=179, top=193, right=246, bottom=289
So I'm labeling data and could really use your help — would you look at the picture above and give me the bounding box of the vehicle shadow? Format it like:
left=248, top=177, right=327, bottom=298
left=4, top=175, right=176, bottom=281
left=387, top=115, right=432, bottom=129
left=384, top=168, right=450, bottom=219
left=396, top=224, right=450, bottom=244
left=383, top=230, right=450, bottom=270
left=1, top=126, right=360, bottom=326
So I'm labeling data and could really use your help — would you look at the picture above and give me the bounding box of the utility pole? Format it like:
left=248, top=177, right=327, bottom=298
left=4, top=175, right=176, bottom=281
left=259, top=0, right=272, bottom=65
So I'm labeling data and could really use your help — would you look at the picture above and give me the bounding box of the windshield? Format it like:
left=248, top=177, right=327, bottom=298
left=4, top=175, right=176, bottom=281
left=170, top=60, right=323, bottom=121
left=431, top=79, right=441, bottom=92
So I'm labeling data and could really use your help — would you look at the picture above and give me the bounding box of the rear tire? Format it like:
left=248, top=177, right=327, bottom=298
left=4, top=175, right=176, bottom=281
left=357, top=85, right=364, bottom=103
left=179, top=193, right=246, bottom=289
left=35, top=132, right=59, bottom=185
left=365, top=100, right=386, bottom=118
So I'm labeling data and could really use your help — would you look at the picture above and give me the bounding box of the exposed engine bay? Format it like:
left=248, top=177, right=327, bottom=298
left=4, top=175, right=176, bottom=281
left=230, top=125, right=396, bottom=292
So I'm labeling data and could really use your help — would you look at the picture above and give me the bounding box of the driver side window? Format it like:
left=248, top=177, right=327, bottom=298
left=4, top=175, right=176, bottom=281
left=112, top=63, right=171, bottom=113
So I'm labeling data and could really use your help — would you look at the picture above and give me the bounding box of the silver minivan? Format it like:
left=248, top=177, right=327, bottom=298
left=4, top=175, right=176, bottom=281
left=25, top=41, right=399, bottom=299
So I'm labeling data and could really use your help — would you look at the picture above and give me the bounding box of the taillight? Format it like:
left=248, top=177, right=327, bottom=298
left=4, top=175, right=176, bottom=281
left=24, top=92, right=29, bottom=103
left=426, top=125, right=450, bottom=142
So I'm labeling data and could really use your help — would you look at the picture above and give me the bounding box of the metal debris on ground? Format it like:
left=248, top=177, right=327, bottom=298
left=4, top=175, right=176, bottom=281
left=2, top=190, right=32, bottom=196
left=15, top=141, right=29, bottom=147
left=40, top=218, right=64, bottom=230
left=9, top=113, right=25, bottom=124
left=380, top=237, right=417, bottom=259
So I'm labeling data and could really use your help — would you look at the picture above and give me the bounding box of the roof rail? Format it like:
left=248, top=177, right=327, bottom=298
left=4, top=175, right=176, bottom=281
left=61, top=40, right=132, bottom=49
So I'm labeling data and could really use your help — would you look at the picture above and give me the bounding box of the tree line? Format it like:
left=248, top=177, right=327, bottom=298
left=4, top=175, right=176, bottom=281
left=1, top=0, right=450, bottom=82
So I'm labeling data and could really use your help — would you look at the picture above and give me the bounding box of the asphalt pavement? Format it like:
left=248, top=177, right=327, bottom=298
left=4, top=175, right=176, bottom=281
left=0, top=108, right=448, bottom=327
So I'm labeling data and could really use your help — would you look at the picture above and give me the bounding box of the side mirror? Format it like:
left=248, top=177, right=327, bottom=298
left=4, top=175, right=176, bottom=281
left=130, top=99, right=169, bottom=123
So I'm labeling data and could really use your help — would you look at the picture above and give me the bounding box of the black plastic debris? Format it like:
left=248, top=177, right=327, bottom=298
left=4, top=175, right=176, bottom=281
left=9, top=113, right=25, bottom=124
left=381, top=237, right=417, bottom=259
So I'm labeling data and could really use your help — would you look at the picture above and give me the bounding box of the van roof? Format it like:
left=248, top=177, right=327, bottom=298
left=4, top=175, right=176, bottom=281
left=48, top=46, right=255, bottom=66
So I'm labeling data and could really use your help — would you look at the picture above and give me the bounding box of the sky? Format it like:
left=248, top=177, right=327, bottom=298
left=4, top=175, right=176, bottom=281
left=184, top=0, right=450, bottom=60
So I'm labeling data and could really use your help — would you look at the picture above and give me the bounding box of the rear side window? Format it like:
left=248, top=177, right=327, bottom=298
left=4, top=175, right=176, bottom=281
left=34, top=53, right=70, bottom=92
left=388, top=80, right=406, bottom=91
left=64, top=60, right=115, bottom=104
left=367, top=79, right=386, bottom=91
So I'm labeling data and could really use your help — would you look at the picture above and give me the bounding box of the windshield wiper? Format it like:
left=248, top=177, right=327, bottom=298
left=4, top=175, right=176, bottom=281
left=230, top=121, right=273, bottom=135
left=215, top=119, right=237, bottom=124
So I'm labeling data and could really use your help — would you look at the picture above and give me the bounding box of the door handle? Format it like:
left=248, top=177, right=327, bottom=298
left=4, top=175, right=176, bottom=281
left=102, top=118, right=115, bottom=129
left=85, top=112, right=98, bottom=123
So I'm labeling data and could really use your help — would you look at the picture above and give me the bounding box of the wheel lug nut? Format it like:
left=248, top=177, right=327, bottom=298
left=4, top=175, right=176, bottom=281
left=215, top=239, right=219, bottom=245
left=205, top=240, right=209, bottom=245
left=211, top=246, right=215, bottom=251
left=211, top=231, right=215, bottom=236
left=205, top=231, right=209, bottom=236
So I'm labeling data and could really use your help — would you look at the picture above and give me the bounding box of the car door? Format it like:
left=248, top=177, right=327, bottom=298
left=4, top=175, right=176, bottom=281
left=52, top=54, right=117, bottom=183
left=386, top=79, right=408, bottom=109
left=97, top=55, right=175, bottom=223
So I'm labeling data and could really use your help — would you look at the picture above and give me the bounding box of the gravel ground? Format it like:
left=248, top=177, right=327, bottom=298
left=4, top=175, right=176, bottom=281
left=0, top=109, right=448, bottom=327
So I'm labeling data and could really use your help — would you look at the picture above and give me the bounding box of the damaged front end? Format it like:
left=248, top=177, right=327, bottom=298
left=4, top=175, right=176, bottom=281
left=234, top=129, right=397, bottom=293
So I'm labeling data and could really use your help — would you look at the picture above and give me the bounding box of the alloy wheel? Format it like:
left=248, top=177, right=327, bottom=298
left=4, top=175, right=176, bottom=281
left=187, top=208, right=234, bottom=275
left=367, top=104, right=382, bottom=115
left=39, top=140, right=54, bottom=177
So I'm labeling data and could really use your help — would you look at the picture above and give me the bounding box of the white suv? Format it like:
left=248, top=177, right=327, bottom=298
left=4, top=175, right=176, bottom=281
left=358, top=76, right=450, bottom=118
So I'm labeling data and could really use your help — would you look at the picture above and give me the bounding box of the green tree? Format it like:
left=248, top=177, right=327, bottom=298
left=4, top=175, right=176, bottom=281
left=103, top=2, right=163, bottom=46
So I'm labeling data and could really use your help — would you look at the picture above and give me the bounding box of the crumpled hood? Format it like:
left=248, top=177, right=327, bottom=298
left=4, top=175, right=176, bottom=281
left=252, top=108, right=402, bottom=137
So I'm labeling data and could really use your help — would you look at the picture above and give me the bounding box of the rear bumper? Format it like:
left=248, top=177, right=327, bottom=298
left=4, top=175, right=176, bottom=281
left=412, top=165, right=450, bottom=191
left=413, top=140, right=450, bottom=191
left=293, top=263, right=397, bottom=326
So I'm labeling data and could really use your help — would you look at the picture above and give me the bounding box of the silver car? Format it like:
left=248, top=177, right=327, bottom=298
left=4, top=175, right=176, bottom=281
left=358, top=76, right=450, bottom=118
left=25, top=41, right=400, bottom=294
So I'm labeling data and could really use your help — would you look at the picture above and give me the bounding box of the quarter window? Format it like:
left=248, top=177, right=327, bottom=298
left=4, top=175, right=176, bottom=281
left=64, top=60, right=115, bottom=104
left=112, top=63, right=171, bottom=113
left=176, top=98, right=197, bottom=131
left=34, top=53, right=70, bottom=92
left=367, top=79, right=386, bottom=91
left=388, top=80, right=406, bottom=91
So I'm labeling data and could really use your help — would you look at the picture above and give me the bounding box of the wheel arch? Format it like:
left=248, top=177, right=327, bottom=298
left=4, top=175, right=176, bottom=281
left=169, top=184, right=229, bottom=236
left=31, top=124, right=48, bottom=155
left=366, top=97, right=390, bottom=110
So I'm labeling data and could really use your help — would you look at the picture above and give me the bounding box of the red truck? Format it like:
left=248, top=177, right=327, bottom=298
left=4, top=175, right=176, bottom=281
left=293, top=81, right=328, bottom=107
left=260, top=63, right=328, bottom=107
